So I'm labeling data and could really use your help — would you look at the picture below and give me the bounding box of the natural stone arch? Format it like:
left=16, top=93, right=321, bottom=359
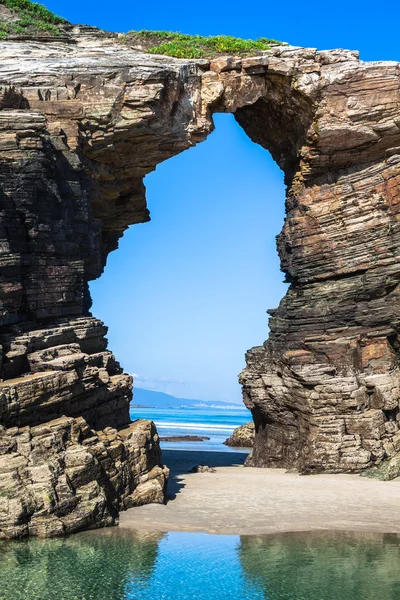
left=0, top=26, right=400, bottom=536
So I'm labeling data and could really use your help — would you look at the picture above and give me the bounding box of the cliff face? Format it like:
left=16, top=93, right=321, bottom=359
left=0, top=25, right=399, bottom=536
left=237, top=53, right=400, bottom=474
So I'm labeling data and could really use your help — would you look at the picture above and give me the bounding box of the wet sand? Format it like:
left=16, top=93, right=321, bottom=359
left=119, top=449, right=400, bottom=535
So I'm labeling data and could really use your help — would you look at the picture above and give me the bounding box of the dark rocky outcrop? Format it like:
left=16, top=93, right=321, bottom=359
left=160, top=436, right=210, bottom=442
left=1, top=23, right=400, bottom=536
left=224, top=422, right=255, bottom=448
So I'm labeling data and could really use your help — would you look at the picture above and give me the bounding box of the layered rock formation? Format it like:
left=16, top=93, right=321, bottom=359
left=0, top=23, right=400, bottom=537
left=0, top=417, right=167, bottom=537
left=224, top=422, right=255, bottom=448
left=238, top=54, right=400, bottom=475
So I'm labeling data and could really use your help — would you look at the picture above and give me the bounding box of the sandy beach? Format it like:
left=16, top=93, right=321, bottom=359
left=119, top=449, right=400, bottom=535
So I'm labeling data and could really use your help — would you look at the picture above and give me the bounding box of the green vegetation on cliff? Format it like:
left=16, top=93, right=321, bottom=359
left=0, top=0, right=284, bottom=55
left=0, top=0, right=67, bottom=38
left=124, top=30, right=284, bottom=59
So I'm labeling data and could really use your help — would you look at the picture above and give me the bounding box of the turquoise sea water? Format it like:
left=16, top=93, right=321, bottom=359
left=1, top=529, right=400, bottom=600
left=130, top=407, right=251, bottom=452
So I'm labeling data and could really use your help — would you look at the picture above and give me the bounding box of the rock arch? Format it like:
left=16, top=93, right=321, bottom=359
left=0, top=26, right=400, bottom=536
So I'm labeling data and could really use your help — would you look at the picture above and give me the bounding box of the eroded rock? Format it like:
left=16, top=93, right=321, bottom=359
left=361, top=452, right=400, bottom=481
left=224, top=422, right=255, bottom=448
left=1, top=24, right=400, bottom=539
left=0, top=417, right=168, bottom=538
left=189, top=465, right=217, bottom=473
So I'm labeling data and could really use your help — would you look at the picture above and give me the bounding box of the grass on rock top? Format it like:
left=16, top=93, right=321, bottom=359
left=124, top=30, right=285, bottom=59
left=0, top=0, right=67, bottom=38
left=0, top=0, right=284, bottom=57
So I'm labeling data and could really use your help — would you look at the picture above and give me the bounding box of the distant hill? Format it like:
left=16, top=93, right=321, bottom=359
left=132, top=388, right=246, bottom=410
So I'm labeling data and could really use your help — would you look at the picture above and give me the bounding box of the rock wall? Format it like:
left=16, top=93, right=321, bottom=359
left=0, top=417, right=166, bottom=538
left=238, top=53, right=400, bottom=474
left=0, top=25, right=400, bottom=536
left=0, top=28, right=177, bottom=537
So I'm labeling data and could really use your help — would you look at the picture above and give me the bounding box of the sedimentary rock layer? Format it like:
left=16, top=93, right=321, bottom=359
left=0, top=417, right=167, bottom=538
left=0, top=24, right=400, bottom=536
left=224, top=422, right=255, bottom=448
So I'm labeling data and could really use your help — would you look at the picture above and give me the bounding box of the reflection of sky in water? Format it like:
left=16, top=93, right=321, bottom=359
left=1, top=530, right=400, bottom=600
left=126, top=532, right=262, bottom=600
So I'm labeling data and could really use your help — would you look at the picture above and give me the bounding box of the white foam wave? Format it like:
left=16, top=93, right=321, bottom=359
left=155, top=422, right=237, bottom=432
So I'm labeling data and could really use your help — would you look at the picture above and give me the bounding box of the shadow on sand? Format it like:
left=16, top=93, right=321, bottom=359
left=161, top=448, right=249, bottom=499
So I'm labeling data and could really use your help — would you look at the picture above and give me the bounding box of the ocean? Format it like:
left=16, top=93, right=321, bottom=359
left=129, top=407, right=251, bottom=452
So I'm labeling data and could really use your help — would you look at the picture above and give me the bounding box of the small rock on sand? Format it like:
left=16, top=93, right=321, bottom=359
left=190, top=465, right=217, bottom=473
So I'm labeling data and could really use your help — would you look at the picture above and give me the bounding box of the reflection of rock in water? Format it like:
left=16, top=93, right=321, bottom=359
left=0, top=528, right=165, bottom=600
left=239, top=532, right=400, bottom=600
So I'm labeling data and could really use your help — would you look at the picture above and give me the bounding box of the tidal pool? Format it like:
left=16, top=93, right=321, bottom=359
left=0, top=529, right=399, bottom=600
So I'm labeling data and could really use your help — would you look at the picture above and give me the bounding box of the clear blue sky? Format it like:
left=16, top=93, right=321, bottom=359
left=47, top=0, right=399, bottom=403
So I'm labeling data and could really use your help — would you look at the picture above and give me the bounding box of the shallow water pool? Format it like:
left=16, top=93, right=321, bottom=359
left=1, top=529, right=399, bottom=600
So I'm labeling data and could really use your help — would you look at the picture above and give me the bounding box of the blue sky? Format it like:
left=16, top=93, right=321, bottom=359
left=47, top=0, right=399, bottom=63
left=48, top=1, right=399, bottom=403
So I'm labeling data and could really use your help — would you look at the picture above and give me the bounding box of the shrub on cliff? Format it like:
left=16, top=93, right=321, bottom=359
left=124, top=30, right=284, bottom=59
left=0, top=0, right=67, bottom=38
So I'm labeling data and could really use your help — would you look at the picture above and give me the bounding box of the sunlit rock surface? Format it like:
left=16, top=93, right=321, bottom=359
left=224, top=421, right=255, bottom=448
left=0, top=24, right=400, bottom=536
